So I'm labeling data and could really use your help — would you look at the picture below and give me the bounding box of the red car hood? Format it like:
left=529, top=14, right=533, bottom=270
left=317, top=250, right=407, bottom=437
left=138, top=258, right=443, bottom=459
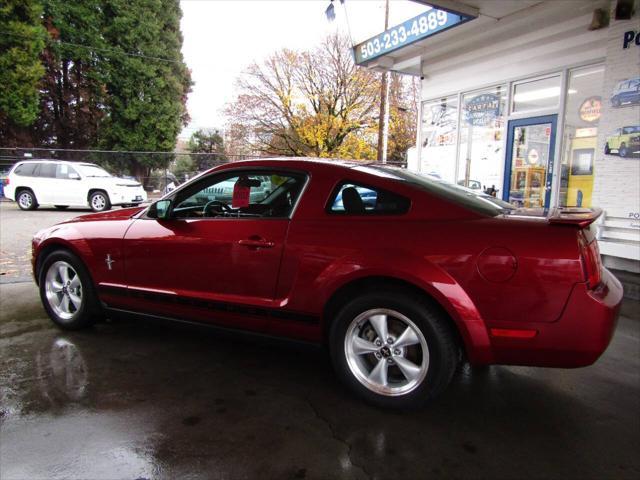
left=66, top=206, right=146, bottom=223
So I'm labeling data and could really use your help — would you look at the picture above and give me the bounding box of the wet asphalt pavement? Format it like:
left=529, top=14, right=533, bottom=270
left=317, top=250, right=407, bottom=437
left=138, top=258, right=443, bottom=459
left=1, top=201, right=640, bottom=479
left=1, top=280, right=639, bottom=480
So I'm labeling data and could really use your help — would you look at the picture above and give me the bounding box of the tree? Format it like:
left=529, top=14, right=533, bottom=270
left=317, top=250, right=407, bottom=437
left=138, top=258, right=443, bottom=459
left=1, top=0, right=192, bottom=172
left=0, top=0, right=46, bottom=145
left=224, top=34, right=379, bottom=159
left=98, top=0, right=192, bottom=183
left=387, top=74, right=419, bottom=164
left=35, top=0, right=108, bottom=151
left=187, top=128, right=226, bottom=169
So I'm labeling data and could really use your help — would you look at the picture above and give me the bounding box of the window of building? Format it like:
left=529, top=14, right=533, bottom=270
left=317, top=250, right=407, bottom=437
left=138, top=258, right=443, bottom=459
left=559, top=64, right=604, bottom=207
left=512, top=75, right=561, bottom=114
left=457, top=86, right=507, bottom=195
left=420, top=96, right=458, bottom=182
left=328, top=182, right=410, bottom=215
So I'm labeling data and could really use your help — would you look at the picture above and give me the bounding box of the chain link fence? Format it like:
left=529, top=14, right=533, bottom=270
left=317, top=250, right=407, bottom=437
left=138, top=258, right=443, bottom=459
left=0, top=147, right=408, bottom=199
left=0, top=147, right=267, bottom=198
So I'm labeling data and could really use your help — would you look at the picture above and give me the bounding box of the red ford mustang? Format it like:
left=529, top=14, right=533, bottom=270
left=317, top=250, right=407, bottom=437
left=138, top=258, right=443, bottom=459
left=32, top=159, right=623, bottom=407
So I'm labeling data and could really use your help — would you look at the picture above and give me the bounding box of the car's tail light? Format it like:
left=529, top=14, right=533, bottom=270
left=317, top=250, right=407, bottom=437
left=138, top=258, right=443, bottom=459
left=578, top=231, right=602, bottom=289
left=2, top=177, right=8, bottom=186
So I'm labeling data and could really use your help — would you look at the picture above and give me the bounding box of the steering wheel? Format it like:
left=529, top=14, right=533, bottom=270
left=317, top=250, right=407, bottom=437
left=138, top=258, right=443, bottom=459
left=202, top=200, right=232, bottom=217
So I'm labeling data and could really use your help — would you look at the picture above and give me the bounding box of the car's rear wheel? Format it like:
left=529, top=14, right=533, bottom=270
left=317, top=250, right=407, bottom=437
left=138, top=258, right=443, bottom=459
left=39, top=250, right=101, bottom=330
left=89, top=191, right=111, bottom=212
left=604, top=143, right=610, bottom=155
left=330, top=290, right=458, bottom=408
left=17, top=189, right=38, bottom=210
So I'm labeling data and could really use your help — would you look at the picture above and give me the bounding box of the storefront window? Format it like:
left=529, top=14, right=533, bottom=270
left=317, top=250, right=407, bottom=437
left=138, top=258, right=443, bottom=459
left=512, top=75, right=561, bottom=114
left=559, top=64, right=604, bottom=207
left=457, top=86, right=506, bottom=194
left=420, top=96, right=458, bottom=182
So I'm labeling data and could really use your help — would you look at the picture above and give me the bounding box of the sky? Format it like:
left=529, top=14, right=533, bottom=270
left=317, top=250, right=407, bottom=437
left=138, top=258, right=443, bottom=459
left=179, top=0, right=427, bottom=139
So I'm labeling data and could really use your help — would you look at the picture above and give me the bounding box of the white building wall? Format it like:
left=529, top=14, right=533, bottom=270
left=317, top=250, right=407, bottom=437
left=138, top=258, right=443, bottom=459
left=592, top=2, right=640, bottom=272
left=420, top=7, right=607, bottom=100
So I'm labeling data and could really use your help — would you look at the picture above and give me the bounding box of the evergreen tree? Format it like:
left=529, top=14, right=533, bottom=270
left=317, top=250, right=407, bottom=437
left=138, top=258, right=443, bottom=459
left=37, top=0, right=107, bottom=151
left=188, top=128, right=226, bottom=170
left=0, top=0, right=46, bottom=145
left=99, top=0, right=192, bottom=180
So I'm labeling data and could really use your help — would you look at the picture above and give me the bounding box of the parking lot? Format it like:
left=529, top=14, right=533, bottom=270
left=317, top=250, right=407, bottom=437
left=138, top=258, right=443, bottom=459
left=1, top=201, right=639, bottom=479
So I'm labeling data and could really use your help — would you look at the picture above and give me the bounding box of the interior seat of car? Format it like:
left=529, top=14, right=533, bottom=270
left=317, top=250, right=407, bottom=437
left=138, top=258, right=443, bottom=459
left=342, top=187, right=365, bottom=214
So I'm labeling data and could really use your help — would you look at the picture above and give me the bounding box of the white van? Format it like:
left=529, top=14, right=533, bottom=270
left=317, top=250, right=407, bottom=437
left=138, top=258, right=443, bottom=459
left=3, top=160, right=147, bottom=212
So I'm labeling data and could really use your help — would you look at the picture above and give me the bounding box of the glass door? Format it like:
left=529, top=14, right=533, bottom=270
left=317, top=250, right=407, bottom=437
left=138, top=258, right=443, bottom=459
left=503, top=115, right=557, bottom=209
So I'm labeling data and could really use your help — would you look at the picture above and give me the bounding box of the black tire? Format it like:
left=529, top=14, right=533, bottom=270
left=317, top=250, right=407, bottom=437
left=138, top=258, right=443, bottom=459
left=16, top=189, right=38, bottom=210
left=54, top=205, right=69, bottom=210
left=89, top=190, right=111, bottom=212
left=329, top=289, right=458, bottom=409
left=619, top=143, right=628, bottom=157
left=38, top=249, right=102, bottom=330
left=604, top=143, right=610, bottom=155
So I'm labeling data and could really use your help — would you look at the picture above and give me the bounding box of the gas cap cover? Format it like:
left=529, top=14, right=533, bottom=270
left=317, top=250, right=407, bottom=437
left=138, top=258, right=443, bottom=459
left=477, top=247, right=518, bottom=283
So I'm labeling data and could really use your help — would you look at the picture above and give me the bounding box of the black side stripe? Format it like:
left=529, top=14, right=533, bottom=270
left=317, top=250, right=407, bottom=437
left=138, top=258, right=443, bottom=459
left=99, top=285, right=319, bottom=325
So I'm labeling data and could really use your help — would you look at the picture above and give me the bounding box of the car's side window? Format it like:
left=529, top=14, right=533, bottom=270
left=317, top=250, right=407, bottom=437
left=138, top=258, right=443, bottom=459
left=172, top=171, right=306, bottom=219
left=38, top=163, right=56, bottom=178
left=328, top=182, right=410, bottom=215
left=13, top=163, right=37, bottom=176
left=55, top=164, right=79, bottom=180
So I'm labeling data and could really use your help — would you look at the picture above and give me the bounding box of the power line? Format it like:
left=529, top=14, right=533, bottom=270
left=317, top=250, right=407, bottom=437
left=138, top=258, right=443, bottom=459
left=0, top=147, right=232, bottom=156
left=0, top=31, right=185, bottom=65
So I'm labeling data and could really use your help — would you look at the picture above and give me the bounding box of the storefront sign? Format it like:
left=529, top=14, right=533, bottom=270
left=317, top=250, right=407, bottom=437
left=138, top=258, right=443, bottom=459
left=575, top=127, right=598, bottom=138
left=354, top=8, right=473, bottom=65
left=622, top=30, right=639, bottom=49
left=579, top=96, right=602, bottom=122
left=465, top=93, right=501, bottom=126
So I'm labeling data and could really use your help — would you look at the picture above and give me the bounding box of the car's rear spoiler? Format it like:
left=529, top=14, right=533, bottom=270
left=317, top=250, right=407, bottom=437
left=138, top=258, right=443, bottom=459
left=547, top=207, right=603, bottom=228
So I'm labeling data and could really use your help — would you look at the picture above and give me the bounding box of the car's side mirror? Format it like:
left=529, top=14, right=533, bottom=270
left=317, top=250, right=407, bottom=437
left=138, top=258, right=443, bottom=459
left=148, top=199, right=172, bottom=220
left=69, top=173, right=80, bottom=180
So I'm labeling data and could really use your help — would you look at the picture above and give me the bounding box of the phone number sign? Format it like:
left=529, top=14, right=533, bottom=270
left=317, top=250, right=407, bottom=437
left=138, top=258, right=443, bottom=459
left=354, top=9, right=472, bottom=66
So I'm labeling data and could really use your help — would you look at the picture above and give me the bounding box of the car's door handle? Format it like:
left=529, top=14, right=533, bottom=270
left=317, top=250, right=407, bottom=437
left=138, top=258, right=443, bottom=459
left=238, top=238, right=275, bottom=249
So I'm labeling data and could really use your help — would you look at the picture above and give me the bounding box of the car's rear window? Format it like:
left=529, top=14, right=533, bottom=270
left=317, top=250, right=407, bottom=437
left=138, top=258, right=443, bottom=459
left=13, top=163, right=38, bottom=176
left=328, top=181, right=410, bottom=215
left=354, top=165, right=514, bottom=216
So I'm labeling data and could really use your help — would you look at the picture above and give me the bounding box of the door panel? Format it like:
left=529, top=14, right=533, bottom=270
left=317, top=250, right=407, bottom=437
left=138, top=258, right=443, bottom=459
left=503, top=115, right=557, bottom=209
left=121, top=217, right=289, bottom=331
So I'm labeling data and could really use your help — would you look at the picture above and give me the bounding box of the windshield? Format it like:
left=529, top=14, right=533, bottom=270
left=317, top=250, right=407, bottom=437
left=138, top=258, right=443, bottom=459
left=354, top=165, right=515, bottom=216
left=77, top=164, right=112, bottom=178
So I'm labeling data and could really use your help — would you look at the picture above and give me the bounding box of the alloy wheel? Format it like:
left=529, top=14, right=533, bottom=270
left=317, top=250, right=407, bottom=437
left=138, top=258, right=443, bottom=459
left=45, top=261, right=83, bottom=321
left=344, top=308, right=429, bottom=396
left=18, top=192, right=33, bottom=209
left=91, top=193, right=107, bottom=211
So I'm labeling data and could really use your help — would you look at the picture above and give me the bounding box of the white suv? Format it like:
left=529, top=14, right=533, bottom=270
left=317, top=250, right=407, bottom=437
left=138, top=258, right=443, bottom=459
left=4, top=160, right=147, bottom=212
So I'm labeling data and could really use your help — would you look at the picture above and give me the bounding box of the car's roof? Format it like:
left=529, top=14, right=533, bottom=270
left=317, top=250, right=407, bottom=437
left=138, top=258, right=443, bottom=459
left=14, top=159, right=97, bottom=166
left=214, top=157, right=387, bottom=173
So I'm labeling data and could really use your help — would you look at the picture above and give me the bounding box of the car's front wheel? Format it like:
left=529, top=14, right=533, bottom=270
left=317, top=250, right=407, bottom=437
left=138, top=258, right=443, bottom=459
left=330, top=290, right=458, bottom=408
left=39, top=250, right=101, bottom=330
left=89, top=191, right=111, bottom=212
left=17, top=189, right=38, bottom=210
left=619, top=143, right=628, bottom=157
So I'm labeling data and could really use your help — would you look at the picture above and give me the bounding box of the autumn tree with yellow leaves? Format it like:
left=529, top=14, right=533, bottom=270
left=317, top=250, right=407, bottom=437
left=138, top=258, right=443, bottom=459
left=224, top=34, right=418, bottom=162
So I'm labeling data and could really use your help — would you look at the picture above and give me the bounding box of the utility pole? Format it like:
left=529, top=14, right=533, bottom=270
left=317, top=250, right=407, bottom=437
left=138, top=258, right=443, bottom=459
left=376, top=0, right=390, bottom=163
